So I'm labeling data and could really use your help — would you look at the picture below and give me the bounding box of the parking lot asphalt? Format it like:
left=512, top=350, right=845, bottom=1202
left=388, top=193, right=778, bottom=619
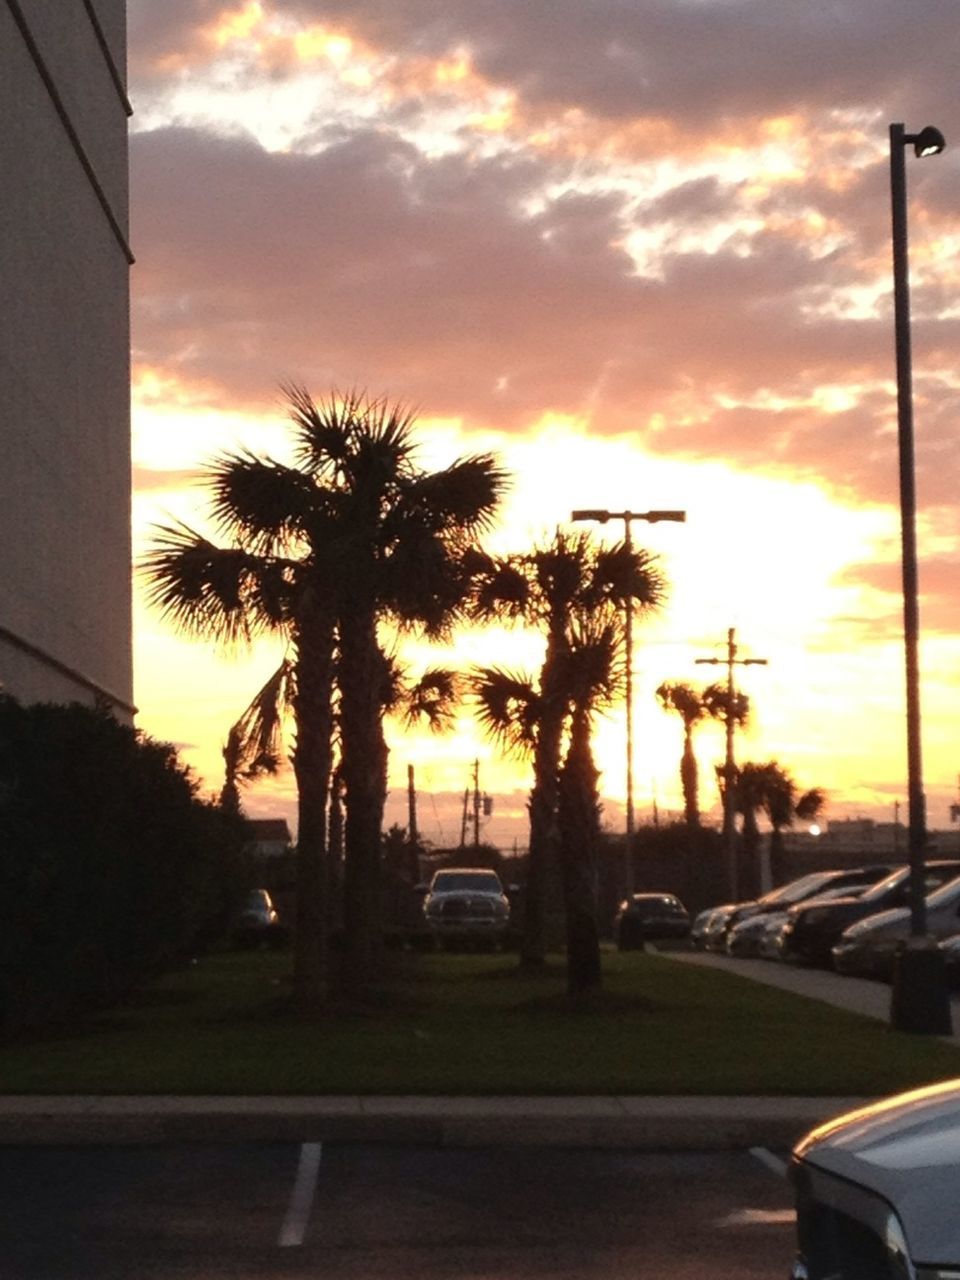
left=2, top=950, right=955, bottom=1151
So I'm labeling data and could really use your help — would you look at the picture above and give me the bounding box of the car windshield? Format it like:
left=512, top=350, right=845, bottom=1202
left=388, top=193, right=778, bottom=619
left=757, top=873, right=836, bottom=909
left=924, top=873, right=960, bottom=908
left=431, top=872, right=501, bottom=893
left=856, top=866, right=909, bottom=902
left=631, top=895, right=683, bottom=915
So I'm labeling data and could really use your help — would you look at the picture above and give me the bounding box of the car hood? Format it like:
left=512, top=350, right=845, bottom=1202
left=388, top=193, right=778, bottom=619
left=791, top=893, right=864, bottom=917
left=795, top=1080, right=960, bottom=1263
left=842, top=904, right=909, bottom=939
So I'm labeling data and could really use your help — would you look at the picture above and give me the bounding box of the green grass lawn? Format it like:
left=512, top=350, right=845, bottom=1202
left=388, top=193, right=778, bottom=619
left=3, top=948, right=960, bottom=1096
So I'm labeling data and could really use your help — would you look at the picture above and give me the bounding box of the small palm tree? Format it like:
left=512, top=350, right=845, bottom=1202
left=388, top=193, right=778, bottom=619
left=730, top=761, right=826, bottom=895
left=473, top=529, right=665, bottom=969
left=655, top=681, right=709, bottom=828
left=760, top=764, right=826, bottom=884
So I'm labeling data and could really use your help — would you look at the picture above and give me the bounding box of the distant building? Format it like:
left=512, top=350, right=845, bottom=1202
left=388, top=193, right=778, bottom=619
left=245, top=819, right=293, bottom=859
left=783, top=817, right=960, bottom=867
left=1, top=2, right=134, bottom=719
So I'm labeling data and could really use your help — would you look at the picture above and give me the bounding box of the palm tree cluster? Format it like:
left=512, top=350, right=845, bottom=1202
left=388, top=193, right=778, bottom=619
left=472, top=531, right=666, bottom=992
left=143, top=388, right=507, bottom=1003
left=655, top=683, right=825, bottom=898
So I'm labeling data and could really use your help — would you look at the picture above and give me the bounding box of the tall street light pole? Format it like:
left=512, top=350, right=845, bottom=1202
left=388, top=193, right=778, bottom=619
left=695, top=627, right=767, bottom=901
left=887, top=122, right=952, bottom=1035
left=571, top=508, right=686, bottom=894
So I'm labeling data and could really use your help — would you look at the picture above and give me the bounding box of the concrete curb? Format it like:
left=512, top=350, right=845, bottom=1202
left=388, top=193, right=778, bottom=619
left=0, top=1095, right=868, bottom=1149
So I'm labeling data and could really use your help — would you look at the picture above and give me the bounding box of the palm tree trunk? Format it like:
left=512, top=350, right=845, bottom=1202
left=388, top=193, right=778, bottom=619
left=680, top=726, right=700, bottom=828
left=740, top=806, right=761, bottom=900
left=523, top=643, right=566, bottom=969
left=291, top=600, right=336, bottom=1009
left=769, top=823, right=786, bottom=886
left=338, top=603, right=386, bottom=997
left=558, top=712, right=602, bottom=995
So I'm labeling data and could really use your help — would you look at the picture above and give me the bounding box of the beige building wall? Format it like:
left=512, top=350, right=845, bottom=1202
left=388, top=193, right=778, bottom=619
left=0, top=0, right=133, bottom=719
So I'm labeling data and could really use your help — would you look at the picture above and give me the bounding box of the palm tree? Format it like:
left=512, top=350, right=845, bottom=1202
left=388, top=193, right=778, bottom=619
left=655, top=681, right=709, bottom=828
left=474, top=529, right=665, bottom=969
left=730, top=761, right=826, bottom=896
left=144, top=388, right=507, bottom=1001
left=759, top=764, right=826, bottom=885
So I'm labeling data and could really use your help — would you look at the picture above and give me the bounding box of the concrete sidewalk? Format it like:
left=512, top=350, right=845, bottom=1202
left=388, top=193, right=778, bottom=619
left=660, top=946, right=960, bottom=1037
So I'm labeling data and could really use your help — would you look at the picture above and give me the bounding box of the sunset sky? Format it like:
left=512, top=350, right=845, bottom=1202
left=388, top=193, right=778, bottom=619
left=126, top=0, right=960, bottom=849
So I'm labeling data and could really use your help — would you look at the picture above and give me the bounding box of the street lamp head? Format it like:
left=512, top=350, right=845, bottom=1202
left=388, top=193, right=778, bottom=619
left=906, top=125, right=946, bottom=158
left=644, top=510, right=686, bottom=523
left=570, top=509, right=610, bottom=523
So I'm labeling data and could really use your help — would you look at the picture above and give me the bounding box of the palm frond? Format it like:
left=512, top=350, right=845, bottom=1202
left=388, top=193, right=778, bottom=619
left=284, top=384, right=365, bottom=477
left=656, top=680, right=707, bottom=727
left=471, top=557, right=532, bottom=622
left=206, top=449, right=321, bottom=555
left=471, top=666, right=540, bottom=760
left=140, top=521, right=290, bottom=646
left=563, top=618, right=625, bottom=715
left=702, top=681, right=750, bottom=728
left=399, top=454, right=509, bottom=536
left=225, top=659, right=296, bottom=783
left=590, top=542, right=667, bottom=613
left=403, top=667, right=462, bottom=734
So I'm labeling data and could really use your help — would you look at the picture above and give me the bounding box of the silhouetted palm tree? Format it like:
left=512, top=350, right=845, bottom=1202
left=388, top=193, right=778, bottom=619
left=144, top=388, right=507, bottom=1000
left=655, top=681, right=709, bottom=828
left=474, top=529, right=664, bottom=969
left=760, top=764, right=825, bottom=884
left=730, top=761, right=825, bottom=895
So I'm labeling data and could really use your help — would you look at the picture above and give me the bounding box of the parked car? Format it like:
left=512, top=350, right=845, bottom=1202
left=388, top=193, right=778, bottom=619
left=690, top=905, right=729, bottom=950
left=832, top=870, right=960, bottom=979
left=726, top=885, right=873, bottom=959
left=613, top=893, right=690, bottom=950
left=781, top=859, right=960, bottom=968
left=421, top=868, right=511, bottom=949
left=704, top=866, right=892, bottom=953
left=232, top=888, right=286, bottom=949
left=789, top=1077, right=960, bottom=1279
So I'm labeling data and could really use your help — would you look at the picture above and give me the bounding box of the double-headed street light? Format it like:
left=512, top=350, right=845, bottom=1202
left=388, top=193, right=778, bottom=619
left=570, top=508, right=686, bottom=893
left=887, top=122, right=951, bottom=1035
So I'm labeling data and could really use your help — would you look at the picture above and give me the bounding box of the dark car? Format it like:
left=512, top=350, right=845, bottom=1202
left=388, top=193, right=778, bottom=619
left=232, top=888, right=286, bottom=949
left=704, top=865, right=893, bottom=953
left=613, top=893, right=690, bottom=950
left=789, top=1079, right=960, bottom=1279
left=781, top=859, right=960, bottom=968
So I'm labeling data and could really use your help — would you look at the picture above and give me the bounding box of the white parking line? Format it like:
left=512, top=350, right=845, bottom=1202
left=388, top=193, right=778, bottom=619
left=750, top=1146, right=789, bottom=1178
left=278, top=1142, right=323, bottom=1248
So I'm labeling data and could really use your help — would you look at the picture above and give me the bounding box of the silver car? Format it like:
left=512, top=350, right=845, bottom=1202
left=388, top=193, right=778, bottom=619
left=832, top=872, right=960, bottom=979
left=790, top=1078, right=960, bottom=1279
left=422, top=868, right=511, bottom=949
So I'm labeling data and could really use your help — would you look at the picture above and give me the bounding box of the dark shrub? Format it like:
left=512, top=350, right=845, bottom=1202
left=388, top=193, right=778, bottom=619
left=0, top=696, right=249, bottom=1037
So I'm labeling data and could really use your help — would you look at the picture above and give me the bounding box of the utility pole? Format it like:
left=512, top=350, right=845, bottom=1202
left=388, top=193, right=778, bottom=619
left=695, top=627, right=768, bottom=900
left=407, top=763, right=419, bottom=848
left=472, top=758, right=481, bottom=849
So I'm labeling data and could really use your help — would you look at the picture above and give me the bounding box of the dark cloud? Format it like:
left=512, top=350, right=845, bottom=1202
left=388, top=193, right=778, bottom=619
left=270, top=0, right=959, bottom=128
